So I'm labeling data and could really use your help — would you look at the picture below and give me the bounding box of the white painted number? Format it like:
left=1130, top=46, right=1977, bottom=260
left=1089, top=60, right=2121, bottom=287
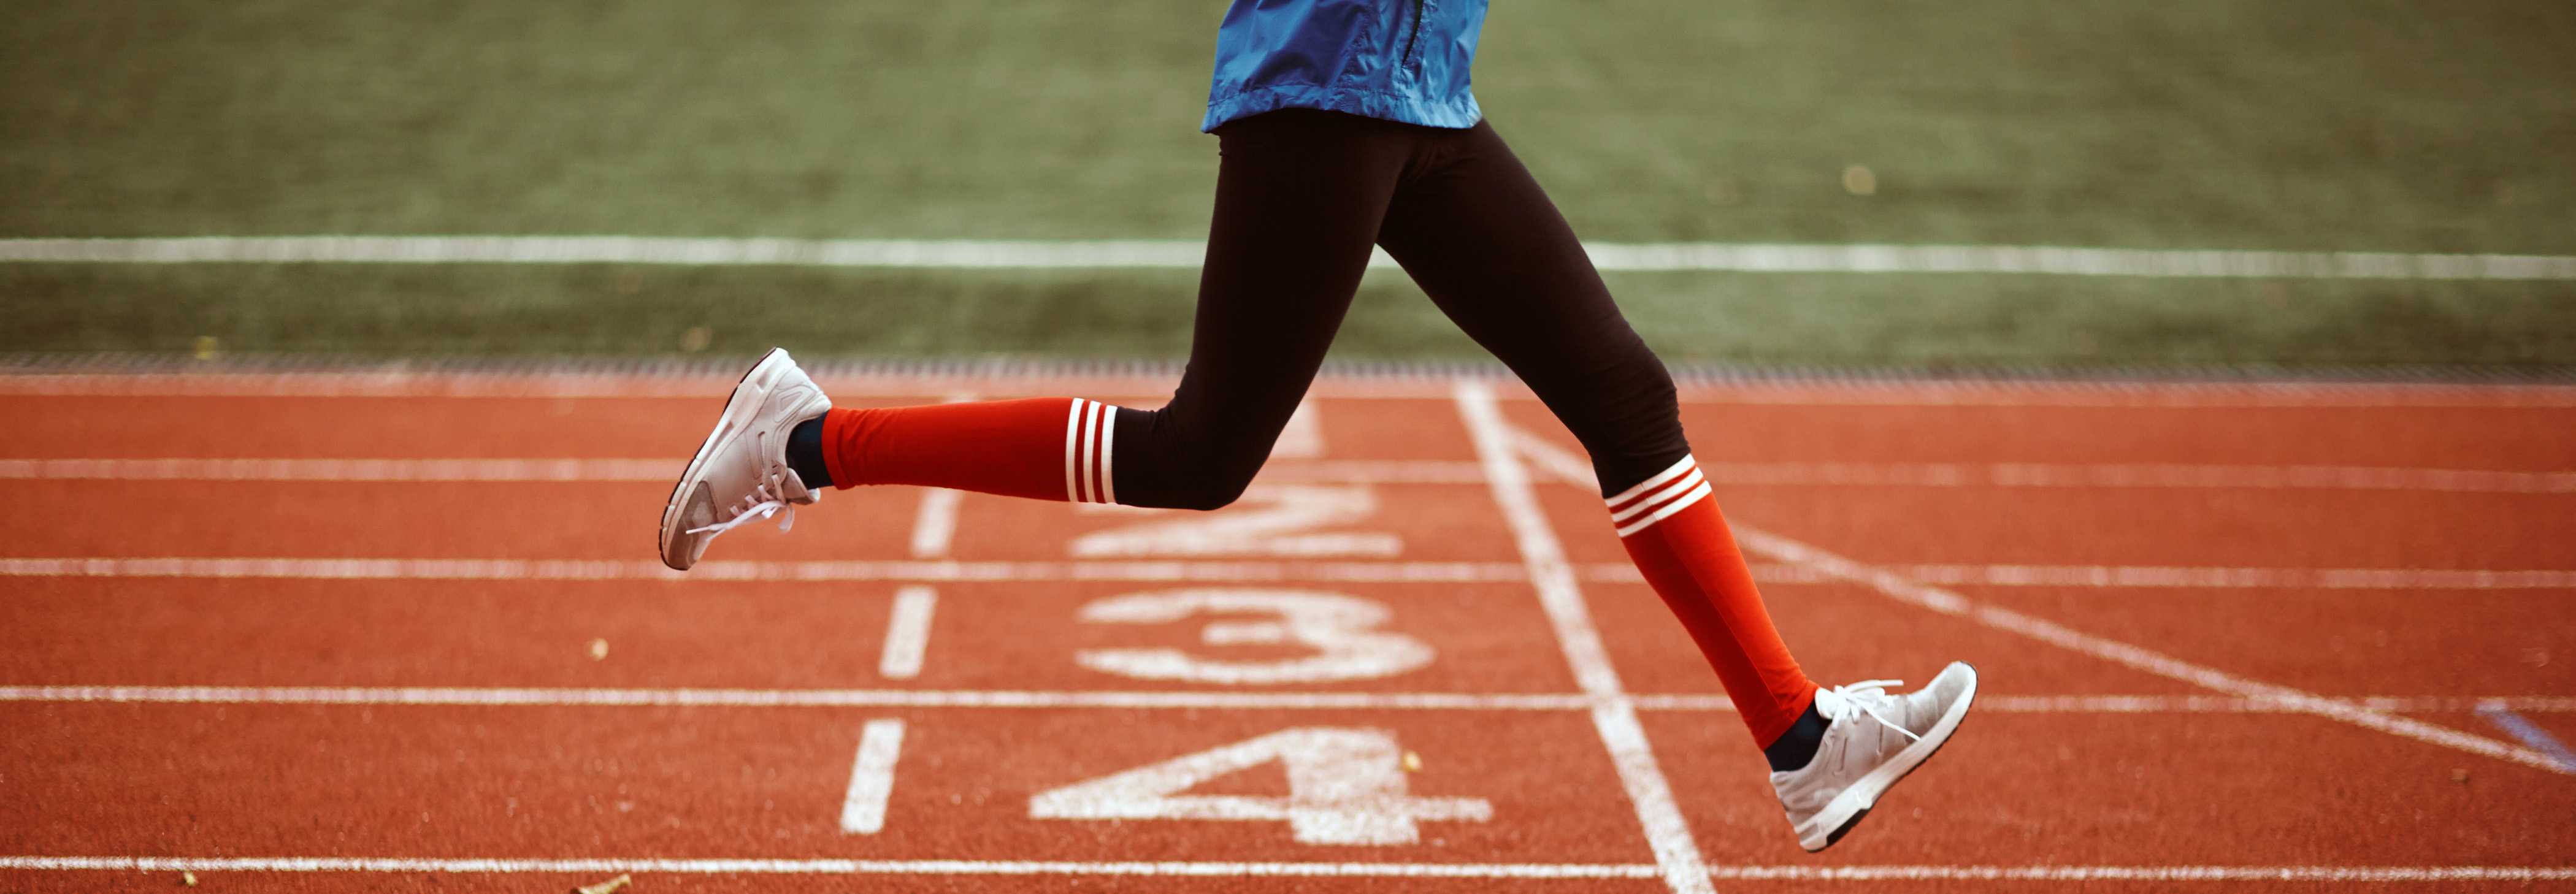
left=1076, top=589, right=1434, bottom=684
left=1028, top=727, right=1490, bottom=845
left=1069, top=484, right=1400, bottom=557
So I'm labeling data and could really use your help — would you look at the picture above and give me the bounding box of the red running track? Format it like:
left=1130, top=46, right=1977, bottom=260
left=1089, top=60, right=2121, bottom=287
left=2, top=372, right=2573, bottom=892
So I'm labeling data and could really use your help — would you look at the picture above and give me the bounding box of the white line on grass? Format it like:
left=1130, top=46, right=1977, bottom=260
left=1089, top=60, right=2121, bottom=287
left=7, top=556, right=2569, bottom=589
left=6, top=235, right=2572, bottom=279
left=6, top=686, right=2570, bottom=713
left=15, top=456, right=2572, bottom=493
left=4, top=856, right=2570, bottom=882
left=1455, top=380, right=1714, bottom=894
left=838, top=719, right=907, bottom=834
left=1727, top=528, right=2576, bottom=776
left=5, top=373, right=2570, bottom=409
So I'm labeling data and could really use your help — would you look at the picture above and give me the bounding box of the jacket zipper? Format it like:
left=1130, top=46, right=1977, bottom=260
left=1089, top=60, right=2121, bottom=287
left=1401, top=0, right=1426, bottom=68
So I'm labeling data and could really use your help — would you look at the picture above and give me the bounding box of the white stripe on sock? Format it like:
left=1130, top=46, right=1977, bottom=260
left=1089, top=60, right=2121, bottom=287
left=1076, top=401, right=1097, bottom=503
left=1098, top=403, right=1119, bottom=505
left=1605, top=456, right=1698, bottom=510
left=1609, top=468, right=1707, bottom=524
left=1615, top=482, right=1713, bottom=538
left=1089, top=400, right=1111, bottom=503
left=1062, top=399, right=1086, bottom=503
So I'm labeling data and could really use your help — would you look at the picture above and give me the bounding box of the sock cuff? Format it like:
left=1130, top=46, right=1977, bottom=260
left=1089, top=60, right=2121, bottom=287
left=1759, top=684, right=1825, bottom=747
left=1063, top=399, right=1121, bottom=504
left=1606, top=454, right=1712, bottom=537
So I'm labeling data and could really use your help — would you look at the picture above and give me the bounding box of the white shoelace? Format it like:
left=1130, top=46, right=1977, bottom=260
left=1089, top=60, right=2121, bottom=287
left=685, top=470, right=801, bottom=537
left=1823, top=679, right=1923, bottom=743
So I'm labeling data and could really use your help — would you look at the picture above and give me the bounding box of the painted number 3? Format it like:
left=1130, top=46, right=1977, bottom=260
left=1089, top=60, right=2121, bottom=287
left=1075, top=589, right=1436, bottom=685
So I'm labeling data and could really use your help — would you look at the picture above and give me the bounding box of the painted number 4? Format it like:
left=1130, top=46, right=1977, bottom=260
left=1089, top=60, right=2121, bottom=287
left=1029, top=728, right=1492, bottom=845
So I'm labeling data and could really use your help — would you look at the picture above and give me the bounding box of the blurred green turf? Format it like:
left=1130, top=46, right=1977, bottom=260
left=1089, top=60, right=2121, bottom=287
left=2, top=0, right=2570, bottom=367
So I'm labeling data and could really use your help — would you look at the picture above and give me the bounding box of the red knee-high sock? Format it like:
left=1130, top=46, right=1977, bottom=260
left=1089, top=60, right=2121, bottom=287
left=819, top=397, right=1124, bottom=503
left=1612, top=454, right=1818, bottom=747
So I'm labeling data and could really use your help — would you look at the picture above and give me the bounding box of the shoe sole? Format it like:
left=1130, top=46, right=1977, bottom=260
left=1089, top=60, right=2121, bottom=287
left=657, top=348, right=797, bottom=570
left=1799, top=663, right=1979, bottom=852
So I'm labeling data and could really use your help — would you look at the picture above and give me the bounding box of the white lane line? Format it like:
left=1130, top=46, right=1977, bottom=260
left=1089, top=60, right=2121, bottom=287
left=1455, top=380, right=1712, bottom=894
left=877, top=586, right=937, bottom=679
left=7, top=557, right=2566, bottom=590
left=0, top=557, right=1533, bottom=583
left=1508, top=425, right=2576, bottom=495
left=908, top=490, right=965, bottom=557
left=0, top=686, right=1595, bottom=709
left=0, top=458, right=1485, bottom=486
left=7, top=235, right=2571, bottom=280
left=1693, top=462, right=2576, bottom=494
left=0, top=458, right=680, bottom=482
left=2476, top=704, right=2576, bottom=772
left=1882, top=565, right=2576, bottom=590
left=2, top=856, right=2567, bottom=881
left=1700, top=866, right=2576, bottom=881
left=839, top=719, right=907, bottom=834
left=6, top=686, right=2569, bottom=713
left=1728, top=529, right=2576, bottom=776
left=3, top=372, right=2567, bottom=409
left=0, top=855, right=1657, bottom=878
left=1505, top=426, right=1602, bottom=492
left=1268, top=398, right=1326, bottom=459
left=19, top=457, right=2569, bottom=494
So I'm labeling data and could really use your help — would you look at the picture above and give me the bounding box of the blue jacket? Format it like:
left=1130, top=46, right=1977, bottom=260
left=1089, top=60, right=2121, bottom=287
left=1203, top=0, right=1488, bottom=132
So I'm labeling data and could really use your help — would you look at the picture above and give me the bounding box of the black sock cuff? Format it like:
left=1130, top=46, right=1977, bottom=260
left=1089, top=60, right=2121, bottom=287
left=786, top=416, right=833, bottom=489
left=1762, top=697, right=1830, bottom=773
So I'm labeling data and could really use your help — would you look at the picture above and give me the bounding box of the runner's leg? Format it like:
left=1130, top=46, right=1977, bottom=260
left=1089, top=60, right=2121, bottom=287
left=1374, top=120, right=1823, bottom=752
left=808, top=110, right=1418, bottom=510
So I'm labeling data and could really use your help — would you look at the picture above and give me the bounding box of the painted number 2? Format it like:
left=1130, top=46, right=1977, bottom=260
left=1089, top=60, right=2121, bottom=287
left=1029, top=727, right=1492, bottom=844
left=1076, top=589, right=1435, bottom=684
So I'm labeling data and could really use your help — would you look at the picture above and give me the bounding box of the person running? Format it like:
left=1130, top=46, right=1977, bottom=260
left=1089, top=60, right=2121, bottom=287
left=657, top=0, right=1974, bottom=852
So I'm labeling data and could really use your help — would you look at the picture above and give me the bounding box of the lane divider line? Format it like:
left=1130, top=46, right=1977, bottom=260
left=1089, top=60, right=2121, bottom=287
left=1510, top=424, right=2576, bottom=495
left=3, top=686, right=2567, bottom=713
left=0, top=855, right=2567, bottom=881
left=2475, top=704, right=2576, bottom=772
left=1456, top=380, right=1714, bottom=894
left=1873, top=565, right=2576, bottom=590
left=0, top=855, right=1657, bottom=879
left=6, top=235, right=2571, bottom=280
left=0, top=557, right=1531, bottom=584
left=1726, top=528, right=2576, bottom=776
left=838, top=719, right=907, bottom=835
left=876, top=586, right=937, bottom=680
left=909, top=489, right=966, bottom=558
left=5, top=557, right=2568, bottom=590
left=6, top=556, right=2567, bottom=590
left=13, top=457, right=2570, bottom=494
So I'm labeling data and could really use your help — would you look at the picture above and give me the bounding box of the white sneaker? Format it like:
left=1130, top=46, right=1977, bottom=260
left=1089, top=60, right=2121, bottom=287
left=658, top=348, right=834, bottom=570
left=1771, top=662, right=1977, bottom=852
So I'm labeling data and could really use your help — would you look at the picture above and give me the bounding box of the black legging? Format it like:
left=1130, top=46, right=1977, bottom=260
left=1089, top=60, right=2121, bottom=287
left=1113, top=109, right=1689, bottom=510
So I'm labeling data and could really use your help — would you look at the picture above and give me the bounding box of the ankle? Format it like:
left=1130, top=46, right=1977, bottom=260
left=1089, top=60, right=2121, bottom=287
left=1763, top=697, right=1830, bottom=772
left=786, top=416, right=833, bottom=488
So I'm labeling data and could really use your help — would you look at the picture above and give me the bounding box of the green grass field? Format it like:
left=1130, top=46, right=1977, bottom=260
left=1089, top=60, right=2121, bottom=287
left=4, top=0, right=2571, bottom=368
